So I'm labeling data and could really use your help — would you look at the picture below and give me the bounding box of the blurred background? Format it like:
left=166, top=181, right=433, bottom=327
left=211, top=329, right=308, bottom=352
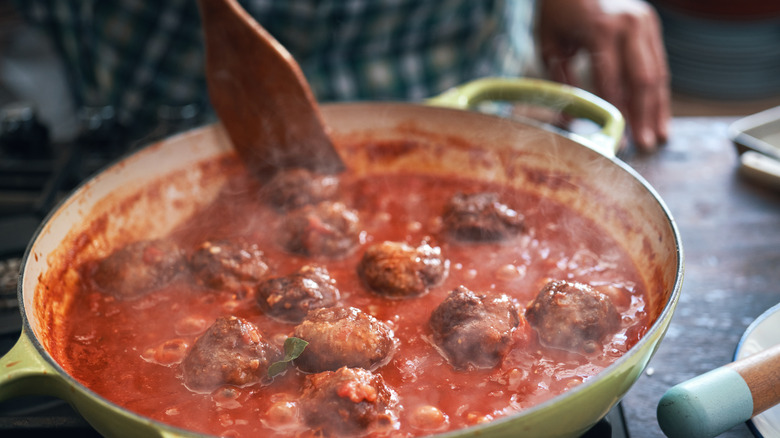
left=649, top=0, right=780, bottom=116
left=2, top=0, right=780, bottom=143
left=1, top=0, right=779, bottom=246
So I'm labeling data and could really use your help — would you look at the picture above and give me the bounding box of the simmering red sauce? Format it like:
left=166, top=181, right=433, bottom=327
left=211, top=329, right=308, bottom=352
left=56, top=162, right=648, bottom=437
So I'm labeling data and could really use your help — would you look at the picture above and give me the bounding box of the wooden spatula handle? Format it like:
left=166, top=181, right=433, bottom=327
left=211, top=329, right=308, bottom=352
left=728, top=342, right=780, bottom=415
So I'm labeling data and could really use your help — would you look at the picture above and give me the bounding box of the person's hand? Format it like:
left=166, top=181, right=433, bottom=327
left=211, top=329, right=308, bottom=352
left=536, top=0, right=670, bottom=151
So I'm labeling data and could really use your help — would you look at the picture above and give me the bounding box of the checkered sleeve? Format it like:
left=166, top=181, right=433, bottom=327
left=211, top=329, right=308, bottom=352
left=14, top=0, right=537, bottom=139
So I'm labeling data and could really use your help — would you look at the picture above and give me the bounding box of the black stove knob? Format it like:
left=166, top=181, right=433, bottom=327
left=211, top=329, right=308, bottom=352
left=0, top=102, right=51, bottom=159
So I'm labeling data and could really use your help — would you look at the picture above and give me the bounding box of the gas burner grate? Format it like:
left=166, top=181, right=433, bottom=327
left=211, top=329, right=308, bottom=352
left=0, top=397, right=629, bottom=438
left=0, top=397, right=101, bottom=438
left=0, top=257, right=20, bottom=312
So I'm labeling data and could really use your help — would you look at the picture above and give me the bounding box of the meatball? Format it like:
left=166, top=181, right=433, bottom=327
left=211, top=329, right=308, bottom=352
left=358, top=241, right=448, bottom=299
left=263, top=167, right=340, bottom=211
left=442, top=192, right=523, bottom=241
left=181, top=316, right=280, bottom=391
left=256, top=265, right=340, bottom=323
left=280, top=201, right=361, bottom=258
left=429, top=286, right=520, bottom=369
left=525, top=280, right=621, bottom=353
left=90, top=238, right=185, bottom=300
left=293, top=307, right=396, bottom=373
left=300, top=367, right=400, bottom=437
left=189, top=239, right=270, bottom=293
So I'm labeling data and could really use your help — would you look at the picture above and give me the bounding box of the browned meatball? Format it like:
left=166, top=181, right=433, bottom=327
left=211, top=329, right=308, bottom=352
left=90, top=238, right=185, bottom=300
left=293, top=307, right=396, bottom=373
left=300, top=367, right=400, bottom=437
left=358, top=241, right=448, bottom=299
left=189, top=239, right=270, bottom=293
left=256, top=265, right=340, bottom=323
left=181, top=316, right=280, bottom=391
left=263, top=167, right=340, bottom=211
left=526, top=280, right=621, bottom=353
left=280, top=201, right=361, bottom=258
left=429, top=286, right=520, bottom=369
left=442, top=192, right=523, bottom=241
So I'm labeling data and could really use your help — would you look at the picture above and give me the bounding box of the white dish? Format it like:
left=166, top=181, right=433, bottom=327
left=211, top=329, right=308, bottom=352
left=729, top=107, right=780, bottom=190
left=730, top=107, right=780, bottom=158
left=735, top=303, right=780, bottom=437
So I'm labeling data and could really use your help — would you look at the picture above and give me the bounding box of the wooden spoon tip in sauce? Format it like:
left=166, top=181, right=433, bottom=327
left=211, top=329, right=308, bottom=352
left=197, top=0, right=345, bottom=178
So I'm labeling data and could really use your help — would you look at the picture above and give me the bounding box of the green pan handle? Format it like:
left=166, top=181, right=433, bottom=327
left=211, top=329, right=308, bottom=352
left=0, top=330, right=198, bottom=437
left=427, top=77, right=625, bottom=157
left=0, top=330, right=62, bottom=401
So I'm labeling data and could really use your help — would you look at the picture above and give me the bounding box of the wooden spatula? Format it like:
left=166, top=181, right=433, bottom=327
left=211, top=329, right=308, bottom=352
left=197, top=0, right=345, bottom=177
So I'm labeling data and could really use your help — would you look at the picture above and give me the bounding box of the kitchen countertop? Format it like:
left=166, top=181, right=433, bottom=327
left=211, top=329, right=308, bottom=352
left=618, top=116, right=780, bottom=438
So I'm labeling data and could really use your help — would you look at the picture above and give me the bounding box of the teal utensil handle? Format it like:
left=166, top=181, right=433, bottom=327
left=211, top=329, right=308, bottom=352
left=657, top=342, right=780, bottom=438
left=657, top=367, right=753, bottom=438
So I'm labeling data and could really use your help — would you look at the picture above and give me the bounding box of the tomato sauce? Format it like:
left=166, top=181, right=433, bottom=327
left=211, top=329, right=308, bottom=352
left=56, top=164, right=648, bottom=437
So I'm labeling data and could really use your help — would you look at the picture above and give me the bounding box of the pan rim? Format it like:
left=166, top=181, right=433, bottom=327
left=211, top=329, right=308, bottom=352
left=16, top=104, right=684, bottom=437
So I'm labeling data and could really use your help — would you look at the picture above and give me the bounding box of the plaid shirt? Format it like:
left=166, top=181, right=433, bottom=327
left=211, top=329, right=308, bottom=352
left=17, top=0, right=535, bottom=139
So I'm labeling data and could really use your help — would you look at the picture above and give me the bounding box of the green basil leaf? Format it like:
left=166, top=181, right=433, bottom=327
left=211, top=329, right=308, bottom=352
left=268, top=337, right=308, bottom=378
